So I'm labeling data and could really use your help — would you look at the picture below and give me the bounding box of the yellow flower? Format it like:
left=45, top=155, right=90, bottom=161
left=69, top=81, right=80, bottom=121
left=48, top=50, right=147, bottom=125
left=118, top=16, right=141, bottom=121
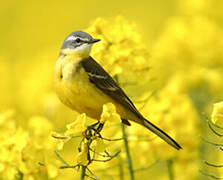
left=47, top=164, right=58, bottom=178
left=76, top=142, right=89, bottom=166
left=87, top=16, right=150, bottom=81
left=65, top=113, right=86, bottom=136
left=100, top=103, right=121, bottom=123
left=51, top=131, right=71, bottom=150
left=211, top=101, right=223, bottom=124
left=2, top=11, right=223, bottom=179
left=29, top=116, right=53, bottom=136
left=0, top=109, right=15, bottom=125
left=92, top=138, right=107, bottom=153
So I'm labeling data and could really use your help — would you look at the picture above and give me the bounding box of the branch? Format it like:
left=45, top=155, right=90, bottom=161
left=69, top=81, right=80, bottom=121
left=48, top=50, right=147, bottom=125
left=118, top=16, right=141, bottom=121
left=134, top=159, right=159, bottom=172
left=93, top=150, right=121, bottom=162
left=206, top=117, right=223, bottom=130
left=167, top=159, right=174, bottom=180
left=55, top=151, right=69, bottom=166
left=201, top=137, right=223, bottom=147
left=208, top=120, right=223, bottom=137
left=114, top=74, right=135, bottom=180
left=205, top=161, right=223, bottom=168
left=100, top=137, right=123, bottom=141
left=80, top=166, right=86, bottom=180
left=200, top=170, right=223, bottom=180
left=121, top=123, right=135, bottom=180
left=60, top=165, right=78, bottom=169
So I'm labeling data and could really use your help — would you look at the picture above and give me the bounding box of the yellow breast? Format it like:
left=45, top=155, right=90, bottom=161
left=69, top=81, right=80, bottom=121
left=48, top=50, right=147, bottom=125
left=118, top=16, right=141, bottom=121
left=54, top=54, right=112, bottom=119
left=54, top=52, right=139, bottom=122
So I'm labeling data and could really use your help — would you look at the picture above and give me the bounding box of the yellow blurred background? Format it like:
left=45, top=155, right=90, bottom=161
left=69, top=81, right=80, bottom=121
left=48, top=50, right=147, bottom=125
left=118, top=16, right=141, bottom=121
left=1, top=0, right=223, bottom=179
left=1, top=0, right=178, bottom=114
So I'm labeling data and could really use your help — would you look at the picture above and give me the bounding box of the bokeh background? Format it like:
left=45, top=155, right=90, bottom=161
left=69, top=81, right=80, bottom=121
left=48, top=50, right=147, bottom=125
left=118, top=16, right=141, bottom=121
left=1, top=0, right=223, bottom=179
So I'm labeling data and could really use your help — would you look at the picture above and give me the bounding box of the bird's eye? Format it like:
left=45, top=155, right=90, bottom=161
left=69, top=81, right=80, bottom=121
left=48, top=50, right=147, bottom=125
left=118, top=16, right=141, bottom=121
left=75, top=38, right=81, bottom=43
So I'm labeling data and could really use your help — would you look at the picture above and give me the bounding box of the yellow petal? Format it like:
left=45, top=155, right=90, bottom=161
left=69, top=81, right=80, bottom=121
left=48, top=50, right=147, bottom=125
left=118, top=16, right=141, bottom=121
left=28, top=116, right=53, bottom=136
left=93, top=138, right=107, bottom=153
left=100, top=103, right=121, bottom=123
left=51, top=131, right=71, bottom=150
left=211, top=101, right=223, bottom=123
left=65, top=114, right=86, bottom=136
left=0, top=109, right=15, bottom=125
left=76, top=143, right=89, bottom=166
left=51, top=131, right=70, bottom=140
left=47, top=164, right=58, bottom=178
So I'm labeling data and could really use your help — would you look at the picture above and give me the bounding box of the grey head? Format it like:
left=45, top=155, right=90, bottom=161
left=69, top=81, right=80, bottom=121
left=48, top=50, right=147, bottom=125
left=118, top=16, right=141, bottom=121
left=61, top=31, right=100, bottom=50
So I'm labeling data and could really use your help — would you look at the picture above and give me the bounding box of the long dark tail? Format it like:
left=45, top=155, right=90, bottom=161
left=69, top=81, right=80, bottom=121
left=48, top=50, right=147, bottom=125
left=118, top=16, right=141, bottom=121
left=143, top=118, right=182, bottom=150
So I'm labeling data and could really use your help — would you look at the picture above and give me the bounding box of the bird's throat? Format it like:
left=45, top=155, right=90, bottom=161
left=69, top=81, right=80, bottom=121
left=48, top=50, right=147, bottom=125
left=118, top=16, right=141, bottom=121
left=60, top=49, right=90, bottom=60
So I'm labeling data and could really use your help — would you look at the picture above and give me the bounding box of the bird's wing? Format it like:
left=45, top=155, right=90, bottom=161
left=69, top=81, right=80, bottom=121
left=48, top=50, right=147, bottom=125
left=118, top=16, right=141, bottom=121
left=81, top=56, right=143, bottom=120
left=81, top=57, right=182, bottom=150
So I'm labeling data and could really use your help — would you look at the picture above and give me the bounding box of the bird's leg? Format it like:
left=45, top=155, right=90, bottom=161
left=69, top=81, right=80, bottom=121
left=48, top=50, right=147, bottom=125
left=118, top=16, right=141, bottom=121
left=87, top=121, right=104, bottom=132
left=85, top=121, right=104, bottom=139
left=96, top=123, right=104, bottom=133
left=87, top=121, right=100, bottom=131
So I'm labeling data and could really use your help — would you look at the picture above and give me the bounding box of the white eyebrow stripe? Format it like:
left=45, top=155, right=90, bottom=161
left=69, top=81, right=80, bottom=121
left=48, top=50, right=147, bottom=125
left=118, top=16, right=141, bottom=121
left=66, top=36, right=76, bottom=41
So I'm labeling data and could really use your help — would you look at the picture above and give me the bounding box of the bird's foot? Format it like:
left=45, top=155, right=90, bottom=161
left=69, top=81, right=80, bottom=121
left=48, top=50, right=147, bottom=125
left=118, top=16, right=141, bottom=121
left=85, top=121, right=104, bottom=140
left=87, top=121, right=100, bottom=131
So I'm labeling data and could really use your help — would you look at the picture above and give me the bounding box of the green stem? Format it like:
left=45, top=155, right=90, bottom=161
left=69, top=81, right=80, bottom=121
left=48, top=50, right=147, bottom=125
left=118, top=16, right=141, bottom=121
left=119, top=156, right=124, bottom=180
left=167, top=159, right=174, bottom=180
left=80, top=166, right=86, bottom=180
left=115, top=74, right=134, bottom=180
left=121, top=123, right=135, bottom=180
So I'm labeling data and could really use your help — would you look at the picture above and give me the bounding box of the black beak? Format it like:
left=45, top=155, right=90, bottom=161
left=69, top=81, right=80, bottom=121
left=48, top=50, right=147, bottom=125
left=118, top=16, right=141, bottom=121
left=89, top=38, right=101, bottom=44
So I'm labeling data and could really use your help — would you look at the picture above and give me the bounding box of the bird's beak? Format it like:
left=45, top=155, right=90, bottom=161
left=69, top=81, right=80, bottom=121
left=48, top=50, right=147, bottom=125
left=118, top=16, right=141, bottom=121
left=89, top=38, right=101, bottom=44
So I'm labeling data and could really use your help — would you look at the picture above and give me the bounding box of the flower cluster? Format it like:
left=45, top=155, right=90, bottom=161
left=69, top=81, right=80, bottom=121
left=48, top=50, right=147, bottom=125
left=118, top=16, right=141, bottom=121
left=52, top=103, right=121, bottom=179
left=1, top=1, right=223, bottom=178
left=0, top=111, right=60, bottom=180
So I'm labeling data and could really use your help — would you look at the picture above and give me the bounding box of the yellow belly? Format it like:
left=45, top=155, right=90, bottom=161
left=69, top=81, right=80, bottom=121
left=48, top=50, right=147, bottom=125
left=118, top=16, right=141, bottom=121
left=54, top=56, right=138, bottom=121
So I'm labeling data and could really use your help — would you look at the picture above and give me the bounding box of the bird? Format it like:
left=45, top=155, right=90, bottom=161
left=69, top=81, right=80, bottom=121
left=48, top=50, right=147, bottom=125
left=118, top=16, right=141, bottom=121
left=54, top=31, right=182, bottom=150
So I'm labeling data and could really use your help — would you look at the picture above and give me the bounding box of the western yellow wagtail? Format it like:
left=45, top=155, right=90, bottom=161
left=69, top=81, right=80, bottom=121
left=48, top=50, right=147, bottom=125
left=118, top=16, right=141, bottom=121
left=54, top=31, right=181, bottom=150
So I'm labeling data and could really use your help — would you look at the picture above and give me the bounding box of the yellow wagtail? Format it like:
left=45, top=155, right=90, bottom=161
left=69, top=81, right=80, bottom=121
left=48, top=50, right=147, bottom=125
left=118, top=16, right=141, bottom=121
left=54, top=31, right=182, bottom=150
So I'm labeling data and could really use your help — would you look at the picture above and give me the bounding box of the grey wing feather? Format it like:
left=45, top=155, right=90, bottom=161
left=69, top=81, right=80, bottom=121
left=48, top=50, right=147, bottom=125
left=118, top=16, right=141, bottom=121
left=81, top=56, right=143, bottom=119
left=81, top=57, right=182, bottom=150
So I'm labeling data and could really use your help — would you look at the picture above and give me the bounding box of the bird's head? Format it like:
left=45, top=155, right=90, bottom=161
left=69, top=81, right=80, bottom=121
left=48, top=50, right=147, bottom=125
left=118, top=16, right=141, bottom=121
left=60, top=31, right=100, bottom=57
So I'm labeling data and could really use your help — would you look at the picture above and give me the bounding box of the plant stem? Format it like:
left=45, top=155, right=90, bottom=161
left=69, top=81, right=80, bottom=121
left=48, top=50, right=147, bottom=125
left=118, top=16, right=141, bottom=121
left=119, top=156, right=124, bottom=180
left=121, top=123, right=135, bottom=180
left=115, top=74, right=135, bottom=180
left=80, top=166, right=86, bottom=180
left=167, top=159, right=174, bottom=180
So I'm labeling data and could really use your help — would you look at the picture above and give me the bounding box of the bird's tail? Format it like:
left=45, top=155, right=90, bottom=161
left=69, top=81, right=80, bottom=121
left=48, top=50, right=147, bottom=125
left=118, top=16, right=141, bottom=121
left=142, top=118, right=182, bottom=150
